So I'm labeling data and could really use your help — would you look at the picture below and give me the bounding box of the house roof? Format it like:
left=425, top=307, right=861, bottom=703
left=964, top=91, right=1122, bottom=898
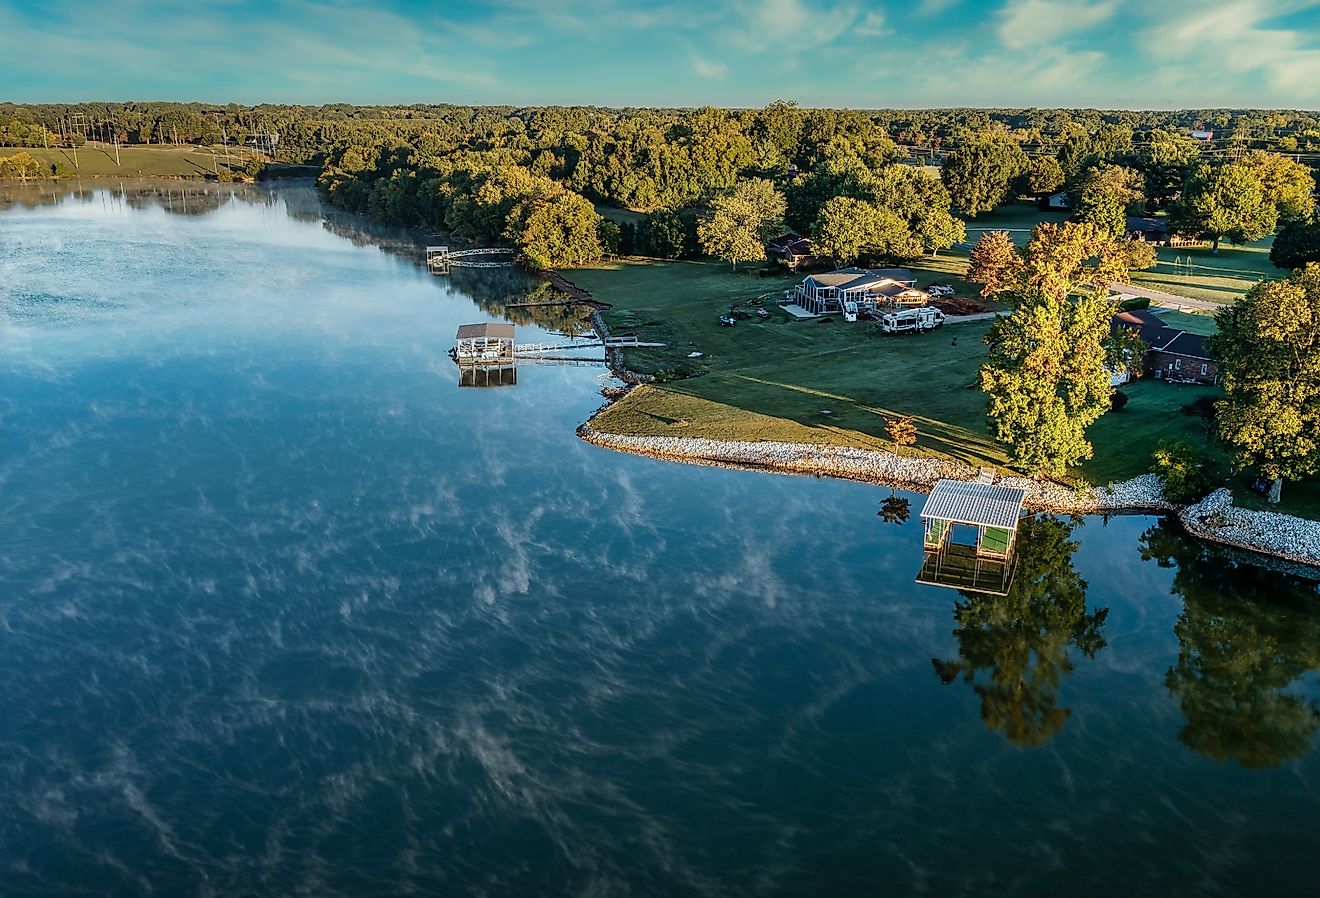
left=456, top=322, right=515, bottom=340
left=804, top=267, right=917, bottom=289
left=920, top=479, right=1027, bottom=530
left=1160, top=331, right=1213, bottom=360
left=1126, top=216, right=1170, bottom=235
left=1112, top=309, right=1215, bottom=360
left=1113, top=308, right=1176, bottom=346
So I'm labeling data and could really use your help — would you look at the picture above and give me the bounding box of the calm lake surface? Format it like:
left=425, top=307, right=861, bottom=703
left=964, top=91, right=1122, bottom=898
left=3, top=181, right=1320, bottom=897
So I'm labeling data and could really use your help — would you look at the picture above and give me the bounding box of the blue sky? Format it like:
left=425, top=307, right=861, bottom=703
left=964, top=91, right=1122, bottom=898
left=3, top=0, right=1320, bottom=108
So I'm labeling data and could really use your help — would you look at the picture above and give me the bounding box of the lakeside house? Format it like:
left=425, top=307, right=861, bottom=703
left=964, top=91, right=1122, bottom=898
left=768, top=234, right=818, bottom=271
left=793, top=267, right=929, bottom=317
left=1111, top=308, right=1219, bottom=385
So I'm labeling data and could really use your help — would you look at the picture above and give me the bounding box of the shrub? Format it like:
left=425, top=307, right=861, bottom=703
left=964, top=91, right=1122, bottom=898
left=1118, top=295, right=1151, bottom=311
left=1150, top=440, right=1214, bottom=504
left=1180, top=395, right=1218, bottom=420
left=1110, top=390, right=1130, bottom=411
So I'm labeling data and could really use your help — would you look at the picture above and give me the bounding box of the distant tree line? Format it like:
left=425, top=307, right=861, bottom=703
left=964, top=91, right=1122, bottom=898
left=6, top=100, right=1320, bottom=267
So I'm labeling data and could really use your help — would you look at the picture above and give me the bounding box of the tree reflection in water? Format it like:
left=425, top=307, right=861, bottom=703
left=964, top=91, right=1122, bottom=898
left=932, top=515, right=1109, bottom=747
left=1141, top=519, right=1320, bottom=768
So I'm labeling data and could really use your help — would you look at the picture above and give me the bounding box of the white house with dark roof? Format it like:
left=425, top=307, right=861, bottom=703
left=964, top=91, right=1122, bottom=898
left=792, top=267, right=929, bottom=317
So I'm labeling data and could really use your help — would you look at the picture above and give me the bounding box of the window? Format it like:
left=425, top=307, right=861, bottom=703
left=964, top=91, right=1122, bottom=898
left=1200, top=364, right=1208, bottom=376
left=1174, top=358, right=1182, bottom=370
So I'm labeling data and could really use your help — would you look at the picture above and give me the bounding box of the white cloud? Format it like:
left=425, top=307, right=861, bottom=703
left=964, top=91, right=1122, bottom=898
left=692, top=53, right=729, bottom=79
left=732, top=0, right=861, bottom=51
left=997, top=0, right=1118, bottom=50
left=856, top=11, right=891, bottom=37
left=1144, top=0, right=1320, bottom=96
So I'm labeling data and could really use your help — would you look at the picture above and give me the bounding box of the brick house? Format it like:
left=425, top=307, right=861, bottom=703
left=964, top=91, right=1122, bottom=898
left=1112, top=308, right=1219, bottom=386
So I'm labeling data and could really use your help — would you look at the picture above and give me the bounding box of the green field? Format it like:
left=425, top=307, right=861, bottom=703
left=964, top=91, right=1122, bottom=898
left=0, top=145, right=251, bottom=179
left=575, top=258, right=1215, bottom=483
left=1130, top=238, right=1276, bottom=304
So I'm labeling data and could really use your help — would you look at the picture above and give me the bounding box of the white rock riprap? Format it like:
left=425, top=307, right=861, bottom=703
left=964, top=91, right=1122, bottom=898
left=1179, top=489, right=1320, bottom=566
left=577, top=425, right=1173, bottom=516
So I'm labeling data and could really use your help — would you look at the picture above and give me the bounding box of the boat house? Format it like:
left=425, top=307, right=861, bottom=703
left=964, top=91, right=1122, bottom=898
left=452, top=322, right=517, bottom=386
left=917, top=478, right=1027, bottom=595
left=454, top=322, right=515, bottom=362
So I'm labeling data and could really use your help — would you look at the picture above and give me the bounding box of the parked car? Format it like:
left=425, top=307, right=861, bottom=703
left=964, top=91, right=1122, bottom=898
left=928, top=284, right=955, bottom=297
left=755, top=307, right=770, bottom=319
left=718, top=315, right=736, bottom=327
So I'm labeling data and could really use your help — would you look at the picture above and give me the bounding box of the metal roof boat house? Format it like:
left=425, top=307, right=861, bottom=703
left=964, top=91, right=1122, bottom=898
left=917, top=478, right=1028, bottom=595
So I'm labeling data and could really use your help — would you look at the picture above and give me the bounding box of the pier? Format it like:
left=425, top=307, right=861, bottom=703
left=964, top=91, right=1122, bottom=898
left=427, top=246, right=517, bottom=272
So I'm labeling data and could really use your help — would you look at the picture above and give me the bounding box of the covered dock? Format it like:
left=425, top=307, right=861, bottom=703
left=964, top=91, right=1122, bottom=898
left=917, top=479, right=1027, bottom=595
left=453, top=322, right=516, bottom=363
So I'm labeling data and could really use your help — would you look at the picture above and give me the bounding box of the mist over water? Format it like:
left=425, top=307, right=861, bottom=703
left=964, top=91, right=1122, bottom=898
left=3, top=182, right=1320, bottom=897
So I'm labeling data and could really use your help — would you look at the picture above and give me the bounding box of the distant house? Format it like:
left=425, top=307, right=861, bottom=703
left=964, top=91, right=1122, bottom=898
left=767, top=234, right=818, bottom=271
left=1040, top=190, right=1072, bottom=210
left=1190, top=129, right=1214, bottom=141
left=793, top=267, right=928, bottom=317
left=1126, top=216, right=1172, bottom=245
left=1112, top=308, right=1218, bottom=385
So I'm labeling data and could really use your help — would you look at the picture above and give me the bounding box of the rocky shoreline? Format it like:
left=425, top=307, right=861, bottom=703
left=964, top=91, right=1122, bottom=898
left=578, top=422, right=1320, bottom=568
left=558, top=268, right=1319, bottom=570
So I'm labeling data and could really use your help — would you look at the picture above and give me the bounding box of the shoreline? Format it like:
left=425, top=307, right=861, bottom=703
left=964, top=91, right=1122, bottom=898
left=577, top=419, right=1320, bottom=570
left=561, top=266, right=1320, bottom=570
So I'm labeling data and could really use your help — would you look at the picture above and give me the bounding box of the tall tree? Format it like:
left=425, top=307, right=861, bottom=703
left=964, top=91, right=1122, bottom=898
left=977, top=222, right=1133, bottom=476
left=1170, top=163, right=1278, bottom=253
left=697, top=177, right=786, bottom=269
left=814, top=197, right=910, bottom=265
left=1208, top=264, right=1320, bottom=503
left=967, top=230, right=1023, bottom=298
left=1022, top=156, right=1065, bottom=195
left=1270, top=213, right=1320, bottom=271
left=940, top=134, right=1029, bottom=217
left=1240, top=150, right=1317, bottom=221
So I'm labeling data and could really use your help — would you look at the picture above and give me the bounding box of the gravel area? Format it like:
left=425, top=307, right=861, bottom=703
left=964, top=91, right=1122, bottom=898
left=577, top=425, right=1173, bottom=515
left=1179, top=489, right=1320, bottom=566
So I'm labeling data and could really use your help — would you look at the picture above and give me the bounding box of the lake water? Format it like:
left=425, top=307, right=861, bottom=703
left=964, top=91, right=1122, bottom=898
left=3, top=182, right=1320, bottom=897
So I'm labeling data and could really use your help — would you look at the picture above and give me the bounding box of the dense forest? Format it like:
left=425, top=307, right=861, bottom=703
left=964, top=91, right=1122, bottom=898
left=4, top=101, right=1320, bottom=269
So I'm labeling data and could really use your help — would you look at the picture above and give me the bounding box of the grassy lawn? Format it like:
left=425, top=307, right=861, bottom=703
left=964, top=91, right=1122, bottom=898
left=963, top=203, right=1070, bottom=244
left=573, top=257, right=1225, bottom=482
left=1084, top=380, right=1223, bottom=484
left=1129, top=238, right=1277, bottom=304
left=0, top=145, right=240, bottom=179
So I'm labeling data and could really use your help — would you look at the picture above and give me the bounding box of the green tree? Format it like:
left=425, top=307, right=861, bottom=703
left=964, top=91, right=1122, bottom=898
left=939, top=134, right=1029, bottom=216
left=978, top=222, right=1134, bottom=475
left=1134, top=129, right=1200, bottom=210
left=813, top=196, right=913, bottom=265
left=697, top=178, right=786, bottom=269
left=1140, top=520, right=1320, bottom=768
left=1022, top=156, right=1065, bottom=195
left=1270, top=213, right=1320, bottom=270
left=1077, top=191, right=1126, bottom=238
left=1150, top=440, right=1215, bottom=504
left=1170, top=163, right=1278, bottom=253
left=1208, top=264, right=1320, bottom=503
left=508, top=189, right=604, bottom=269
left=933, top=515, right=1108, bottom=748
left=1241, top=150, right=1316, bottom=221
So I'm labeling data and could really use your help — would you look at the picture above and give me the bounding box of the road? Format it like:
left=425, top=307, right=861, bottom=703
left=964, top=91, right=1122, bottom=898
left=1112, top=282, right=1225, bottom=312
